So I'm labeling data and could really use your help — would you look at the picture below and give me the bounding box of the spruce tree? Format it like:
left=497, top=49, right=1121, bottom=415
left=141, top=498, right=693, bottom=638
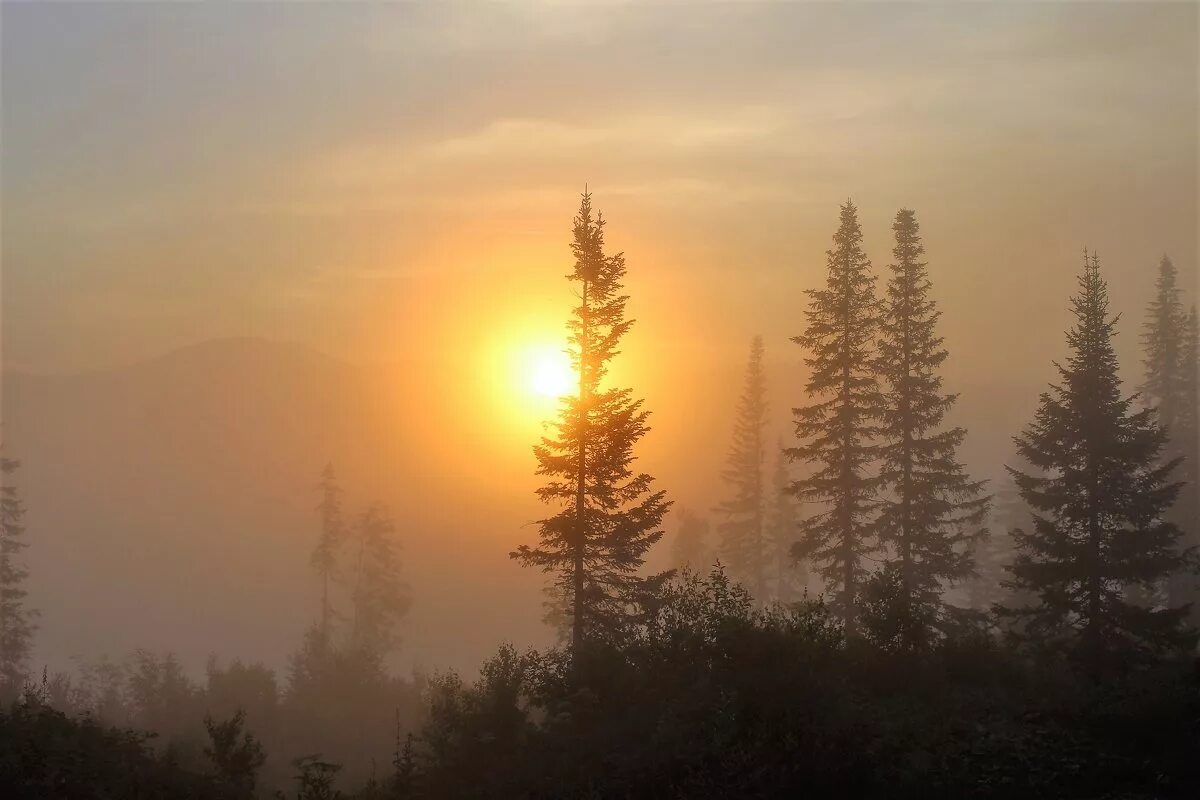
left=874, top=208, right=988, bottom=648
left=1141, top=255, right=1187, bottom=439
left=1001, top=251, right=1196, bottom=672
left=0, top=454, right=36, bottom=697
left=787, top=200, right=883, bottom=635
left=312, top=462, right=344, bottom=646
left=716, top=335, right=768, bottom=601
left=1141, top=257, right=1196, bottom=614
left=511, top=191, right=671, bottom=652
left=1173, top=307, right=1200, bottom=619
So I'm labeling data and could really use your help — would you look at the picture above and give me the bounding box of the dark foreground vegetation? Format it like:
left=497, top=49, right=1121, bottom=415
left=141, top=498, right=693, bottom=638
left=3, top=568, right=1199, bottom=799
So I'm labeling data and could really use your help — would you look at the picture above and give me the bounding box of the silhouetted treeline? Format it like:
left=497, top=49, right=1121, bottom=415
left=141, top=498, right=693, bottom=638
left=2, top=193, right=1199, bottom=798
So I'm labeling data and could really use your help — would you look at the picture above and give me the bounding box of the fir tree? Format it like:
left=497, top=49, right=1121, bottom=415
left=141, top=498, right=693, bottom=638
left=511, top=191, right=671, bottom=653
left=350, top=505, right=410, bottom=657
left=1001, top=251, right=1196, bottom=672
left=874, top=208, right=988, bottom=648
left=766, top=442, right=806, bottom=604
left=671, top=508, right=711, bottom=573
left=0, top=454, right=36, bottom=697
left=312, top=463, right=344, bottom=646
left=716, top=335, right=769, bottom=600
left=787, top=200, right=883, bottom=635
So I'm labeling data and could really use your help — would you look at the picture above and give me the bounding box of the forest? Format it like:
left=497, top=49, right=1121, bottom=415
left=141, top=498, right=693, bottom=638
left=1, top=191, right=1197, bottom=799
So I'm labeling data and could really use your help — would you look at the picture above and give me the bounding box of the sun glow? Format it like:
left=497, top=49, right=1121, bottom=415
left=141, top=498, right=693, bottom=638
left=526, top=344, right=574, bottom=399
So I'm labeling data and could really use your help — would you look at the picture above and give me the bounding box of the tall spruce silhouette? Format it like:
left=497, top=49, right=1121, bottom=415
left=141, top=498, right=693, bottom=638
left=1142, top=256, right=1187, bottom=441
left=312, top=463, right=344, bottom=646
left=511, top=191, right=671, bottom=653
left=716, top=335, right=769, bottom=601
left=1176, top=306, right=1200, bottom=619
left=1140, top=255, right=1195, bottom=611
left=0, top=453, right=35, bottom=696
left=1001, top=251, right=1196, bottom=672
left=874, top=209, right=988, bottom=647
left=787, top=200, right=883, bottom=635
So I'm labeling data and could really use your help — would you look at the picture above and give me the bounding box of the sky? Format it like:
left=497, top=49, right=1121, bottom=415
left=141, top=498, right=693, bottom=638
left=3, top=2, right=1196, bottom=376
left=1, top=2, right=1198, bottom=672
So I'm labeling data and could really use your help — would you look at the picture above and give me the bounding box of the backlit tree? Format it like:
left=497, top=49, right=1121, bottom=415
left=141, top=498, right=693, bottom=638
left=512, top=191, right=671, bottom=654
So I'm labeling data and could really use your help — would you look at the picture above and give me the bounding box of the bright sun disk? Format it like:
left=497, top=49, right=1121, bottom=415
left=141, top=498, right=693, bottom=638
left=528, top=345, right=574, bottom=399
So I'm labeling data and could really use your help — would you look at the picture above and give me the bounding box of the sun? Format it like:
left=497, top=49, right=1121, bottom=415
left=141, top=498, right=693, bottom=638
left=527, top=344, right=574, bottom=399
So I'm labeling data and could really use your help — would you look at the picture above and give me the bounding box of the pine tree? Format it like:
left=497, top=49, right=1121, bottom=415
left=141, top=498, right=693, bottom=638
left=787, top=200, right=883, bottom=636
left=312, top=462, right=344, bottom=646
left=349, top=505, right=410, bottom=657
left=511, top=191, right=671, bottom=653
left=874, top=208, right=988, bottom=648
left=716, top=335, right=769, bottom=600
left=766, top=442, right=806, bottom=604
left=671, top=508, right=711, bottom=573
left=0, top=454, right=36, bottom=697
left=1001, top=251, right=1196, bottom=672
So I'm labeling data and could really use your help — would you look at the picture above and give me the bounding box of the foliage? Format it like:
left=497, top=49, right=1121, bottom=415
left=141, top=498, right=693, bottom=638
left=716, top=335, right=769, bottom=601
left=512, top=191, right=671, bottom=651
left=787, top=200, right=884, bottom=634
left=348, top=506, right=410, bottom=658
left=408, top=566, right=1200, bottom=798
left=203, top=709, right=267, bottom=799
left=0, top=691, right=223, bottom=799
left=1001, top=251, right=1196, bottom=673
left=0, top=454, right=36, bottom=700
left=874, top=208, right=989, bottom=648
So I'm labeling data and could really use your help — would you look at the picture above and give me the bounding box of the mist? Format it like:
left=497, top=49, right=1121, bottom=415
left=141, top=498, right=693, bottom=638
left=1, top=2, right=1198, bottom=798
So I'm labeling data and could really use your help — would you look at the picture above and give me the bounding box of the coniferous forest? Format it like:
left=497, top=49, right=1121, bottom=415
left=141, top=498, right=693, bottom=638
left=2, top=4, right=1198, bottom=799
left=3, top=192, right=1198, bottom=799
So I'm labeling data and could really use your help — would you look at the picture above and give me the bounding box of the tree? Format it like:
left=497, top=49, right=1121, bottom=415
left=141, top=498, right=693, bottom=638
left=0, top=454, right=36, bottom=699
left=1141, top=255, right=1187, bottom=440
left=349, top=505, right=410, bottom=658
left=391, top=722, right=419, bottom=798
left=312, top=463, right=344, bottom=647
left=1173, top=306, right=1200, bottom=620
left=511, top=191, right=671, bottom=654
left=787, top=200, right=883, bottom=635
left=1000, top=251, right=1196, bottom=673
left=670, top=508, right=711, bottom=573
left=289, top=755, right=342, bottom=800
left=716, top=335, right=769, bottom=600
left=1141, top=255, right=1194, bottom=612
left=126, top=650, right=199, bottom=741
left=873, top=208, right=988, bottom=648
left=766, top=442, right=806, bottom=604
left=203, top=709, right=267, bottom=800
